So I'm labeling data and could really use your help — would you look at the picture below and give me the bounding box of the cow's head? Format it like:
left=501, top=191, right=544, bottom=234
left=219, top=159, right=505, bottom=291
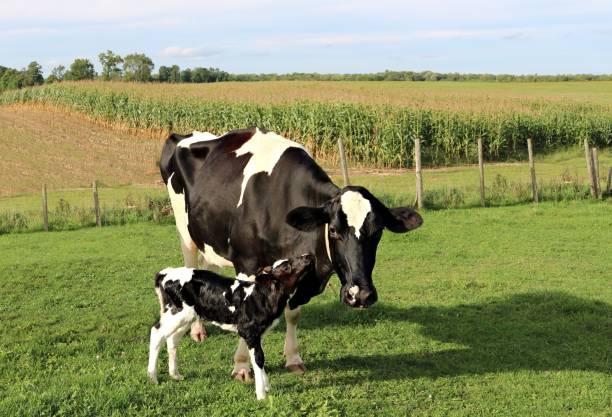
left=286, top=186, right=423, bottom=308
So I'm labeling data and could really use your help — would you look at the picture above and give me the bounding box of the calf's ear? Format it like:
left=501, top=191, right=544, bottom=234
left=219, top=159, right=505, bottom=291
left=384, top=207, right=423, bottom=233
left=286, top=206, right=330, bottom=232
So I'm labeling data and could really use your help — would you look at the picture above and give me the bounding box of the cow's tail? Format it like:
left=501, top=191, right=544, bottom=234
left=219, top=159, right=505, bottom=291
left=159, top=133, right=186, bottom=184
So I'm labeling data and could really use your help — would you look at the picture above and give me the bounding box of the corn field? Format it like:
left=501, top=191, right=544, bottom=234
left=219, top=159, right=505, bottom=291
left=2, top=83, right=611, bottom=167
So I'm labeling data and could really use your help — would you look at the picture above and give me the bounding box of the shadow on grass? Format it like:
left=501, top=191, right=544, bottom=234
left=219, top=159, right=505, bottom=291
left=300, top=291, right=611, bottom=380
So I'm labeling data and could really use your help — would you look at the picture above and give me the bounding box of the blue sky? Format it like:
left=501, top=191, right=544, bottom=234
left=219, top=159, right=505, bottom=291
left=1, top=0, right=611, bottom=76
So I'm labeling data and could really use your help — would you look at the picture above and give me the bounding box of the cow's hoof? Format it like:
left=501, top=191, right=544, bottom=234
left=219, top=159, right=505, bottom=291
left=170, top=372, right=184, bottom=381
left=231, top=368, right=253, bottom=383
left=286, top=363, right=306, bottom=375
left=148, top=372, right=158, bottom=384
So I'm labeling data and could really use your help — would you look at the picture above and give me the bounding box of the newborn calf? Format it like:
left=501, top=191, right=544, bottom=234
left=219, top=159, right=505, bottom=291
left=147, top=254, right=313, bottom=400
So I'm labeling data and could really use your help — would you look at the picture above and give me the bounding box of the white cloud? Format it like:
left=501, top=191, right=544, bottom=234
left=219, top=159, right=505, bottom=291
left=159, top=46, right=222, bottom=58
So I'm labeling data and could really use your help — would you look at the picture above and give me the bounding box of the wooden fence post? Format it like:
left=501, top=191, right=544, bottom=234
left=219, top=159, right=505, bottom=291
left=42, top=184, right=49, bottom=232
left=527, top=138, right=538, bottom=203
left=337, top=138, right=350, bottom=187
left=478, top=138, right=485, bottom=207
left=592, top=148, right=601, bottom=199
left=606, top=167, right=612, bottom=195
left=584, top=139, right=597, bottom=198
left=414, top=137, right=423, bottom=209
left=93, top=181, right=101, bottom=227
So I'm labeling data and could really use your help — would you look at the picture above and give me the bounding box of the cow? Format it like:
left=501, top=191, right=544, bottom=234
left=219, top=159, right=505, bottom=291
left=147, top=255, right=313, bottom=400
left=159, top=127, right=423, bottom=381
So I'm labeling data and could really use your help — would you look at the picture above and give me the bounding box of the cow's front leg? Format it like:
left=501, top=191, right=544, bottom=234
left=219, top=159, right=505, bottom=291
left=232, top=337, right=252, bottom=382
left=284, top=305, right=306, bottom=374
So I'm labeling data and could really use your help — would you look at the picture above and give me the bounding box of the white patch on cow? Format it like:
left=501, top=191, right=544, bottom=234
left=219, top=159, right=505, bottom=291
left=211, top=321, right=238, bottom=332
left=243, top=283, right=255, bottom=300
left=272, top=259, right=288, bottom=269
left=348, top=285, right=359, bottom=297
left=234, top=128, right=308, bottom=207
left=166, top=173, right=192, bottom=247
left=230, top=280, right=240, bottom=293
left=160, top=267, right=195, bottom=286
left=201, top=244, right=233, bottom=268
left=237, top=273, right=256, bottom=282
left=176, top=131, right=219, bottom=148
left=228, top=306, right=236, bottom=313
left=340, top=191, right=372, bottom=239
left=222, top=291, right=226, bottom=298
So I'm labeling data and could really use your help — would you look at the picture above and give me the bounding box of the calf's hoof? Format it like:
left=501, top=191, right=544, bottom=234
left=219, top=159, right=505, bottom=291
left=231, top=368, right=253, bottom=383
left=147, top=372, right=158, bottom=384
left=286, top=363, right=306, bottom=375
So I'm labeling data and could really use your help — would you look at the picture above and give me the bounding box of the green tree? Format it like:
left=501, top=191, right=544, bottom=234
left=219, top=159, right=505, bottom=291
left=51, top=65, right=66, bottom=81
left=169, top=65, right=180, bottom=83
left=123, top=53, right=154, bottom=82
left=65, top=58, right=95, bottom=80
left=0, top=66, right=24, bottom=91
left=158, top=66, right=170, bottom=82
left=98, top=50, right=123, bottom=80
left=180, top=68, right=192, bottom=83
left=22, top=61, right=44, bottom=86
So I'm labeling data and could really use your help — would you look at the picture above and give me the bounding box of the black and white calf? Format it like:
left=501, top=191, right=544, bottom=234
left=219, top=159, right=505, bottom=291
left=147, top=255, right=313, bottom=400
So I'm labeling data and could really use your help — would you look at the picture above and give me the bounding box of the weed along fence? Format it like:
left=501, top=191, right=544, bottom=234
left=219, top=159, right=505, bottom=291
left=0, top=137, right=610, bottom=235
left=340, top=136, right=611, bottom=210
left=0, top=185, right=172, bottom=234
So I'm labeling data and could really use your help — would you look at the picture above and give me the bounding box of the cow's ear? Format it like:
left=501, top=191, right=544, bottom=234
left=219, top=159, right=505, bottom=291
left=286, top=206, right=330, bottom=232
left=384, top=207, right=423, bottom=233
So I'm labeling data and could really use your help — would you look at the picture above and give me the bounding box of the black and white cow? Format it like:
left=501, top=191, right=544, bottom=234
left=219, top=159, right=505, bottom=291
left=148, top=255, right=313, bottom=400
left=160, top=127, right=423, bottom=380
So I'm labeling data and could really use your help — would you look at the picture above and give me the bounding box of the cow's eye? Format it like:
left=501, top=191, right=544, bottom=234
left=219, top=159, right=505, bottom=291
left=282, top=263, right=292, bottom=273
left=329, top=225, right=340, bottom=239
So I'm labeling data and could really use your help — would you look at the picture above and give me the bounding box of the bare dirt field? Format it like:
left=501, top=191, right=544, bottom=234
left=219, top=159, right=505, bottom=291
left=0, top=105, right=163, bottom=196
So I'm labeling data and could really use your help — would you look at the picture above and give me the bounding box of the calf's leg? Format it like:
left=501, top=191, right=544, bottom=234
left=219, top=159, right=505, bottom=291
left=284, top=305, right=306, bottom=374
left=247, top=339, right=268, bottom=400
left=167, top=325, right=190, bottom=380
left=148, top=308, right=196, bottom=383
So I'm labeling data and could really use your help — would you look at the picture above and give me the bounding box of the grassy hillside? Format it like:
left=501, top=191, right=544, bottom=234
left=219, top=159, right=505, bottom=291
left=0, top=203, right=610, bottom=416
left=2, top=81, right=611, bottom=167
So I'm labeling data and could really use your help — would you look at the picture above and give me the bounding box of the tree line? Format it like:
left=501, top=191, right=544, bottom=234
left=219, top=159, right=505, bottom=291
left=2, top=49, right=612, bottom=92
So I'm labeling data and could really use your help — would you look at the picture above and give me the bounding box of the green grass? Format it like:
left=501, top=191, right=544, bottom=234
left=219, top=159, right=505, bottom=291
left=1, top=202, right=610, bottom=416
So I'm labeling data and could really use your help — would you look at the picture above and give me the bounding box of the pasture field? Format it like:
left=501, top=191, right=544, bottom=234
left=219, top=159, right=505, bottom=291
left=2, top=81, right=611, bottom=167
left=0, top=202, right=610, bottom=417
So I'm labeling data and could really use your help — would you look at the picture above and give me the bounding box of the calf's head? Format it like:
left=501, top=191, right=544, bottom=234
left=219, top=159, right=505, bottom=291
left=286, top=186, right=423, bottom=308
left=257, top=254, right=314, bottom=296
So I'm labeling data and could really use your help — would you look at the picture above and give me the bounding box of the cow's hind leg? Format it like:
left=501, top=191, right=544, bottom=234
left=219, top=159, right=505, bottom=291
left=284, top=305, right=306, bottom=374
left=232, top=337, right=252, bottom=383
left=180, top=240, right=207, bottom=343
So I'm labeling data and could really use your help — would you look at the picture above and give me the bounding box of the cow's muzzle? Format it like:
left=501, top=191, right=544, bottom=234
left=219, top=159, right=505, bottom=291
left=340, top=284, right=378, bottom=308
